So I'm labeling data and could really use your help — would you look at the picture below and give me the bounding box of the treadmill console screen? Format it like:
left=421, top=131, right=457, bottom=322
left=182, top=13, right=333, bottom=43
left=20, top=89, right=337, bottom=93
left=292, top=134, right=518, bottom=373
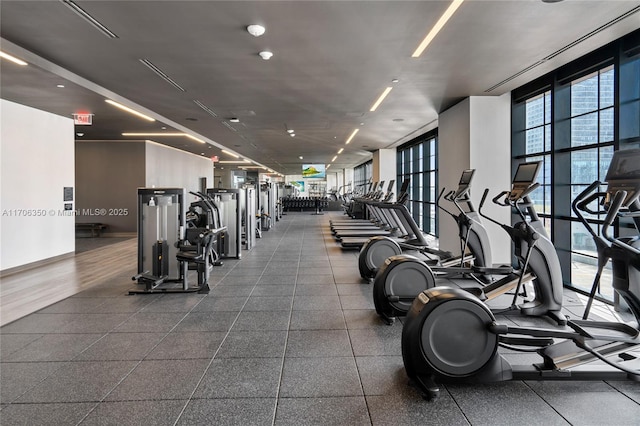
left=399, top=178, right=410, bottom=195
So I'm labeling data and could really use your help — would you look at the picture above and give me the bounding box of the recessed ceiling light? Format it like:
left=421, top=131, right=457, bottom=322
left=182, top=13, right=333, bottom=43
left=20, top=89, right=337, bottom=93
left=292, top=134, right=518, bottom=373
left=299, top=156, right=303, bottom=160
left=76, top=132, right=84, bottom=137
left=391, top=78, right=399, bottom=83
left=412, top=0, right=464, bottom=58
left=259, top=51, right=273, bottom=60
left=287, top=129, right=294, bottom=133
left=161, top=126, right=167, bottom=130
left=247, top=24, right=266, bottom=37
left=229, top=118, right=240, bottom=123
left=0, top=51, right=28, bottom=66
left=290, top=133, right=295, bottom=137
left=57, top=84, right=65, bottom=88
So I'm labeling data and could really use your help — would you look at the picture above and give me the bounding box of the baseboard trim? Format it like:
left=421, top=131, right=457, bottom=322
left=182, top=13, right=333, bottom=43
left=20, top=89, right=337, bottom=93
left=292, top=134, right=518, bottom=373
left=1, top=252, right=76, bottom=278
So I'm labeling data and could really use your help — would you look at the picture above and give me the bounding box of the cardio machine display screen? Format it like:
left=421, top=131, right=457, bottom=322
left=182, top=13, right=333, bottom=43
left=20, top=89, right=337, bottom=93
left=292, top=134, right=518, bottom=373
left=459, top=169, right=475, bottom=185
left=605, top=149, right=640, bottom=182
left=513, top=162, right=541, bottom=184
left=399, top=178, right=410, bottom=194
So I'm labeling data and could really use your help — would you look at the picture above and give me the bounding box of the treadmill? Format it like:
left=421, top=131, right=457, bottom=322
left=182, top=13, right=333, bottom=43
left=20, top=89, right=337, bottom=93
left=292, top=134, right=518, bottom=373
left=332, top=181, right=400, bottom=235
left=331, top=182, right=389, bottom=229
left=335, top=180, right=410, bottom=243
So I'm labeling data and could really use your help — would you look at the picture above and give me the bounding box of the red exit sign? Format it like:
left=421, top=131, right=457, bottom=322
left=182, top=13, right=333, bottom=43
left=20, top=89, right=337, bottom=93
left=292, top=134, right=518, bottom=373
left=73, top=113, right=93, bottom=125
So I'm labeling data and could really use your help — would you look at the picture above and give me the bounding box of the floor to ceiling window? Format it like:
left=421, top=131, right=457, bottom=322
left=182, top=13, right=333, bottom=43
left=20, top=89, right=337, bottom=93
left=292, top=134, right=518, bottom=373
left=396, top=130, right=438, bottom=236
left=353, top=160, right=372, bottom=195
left=512, top=29, right=640, bottom=303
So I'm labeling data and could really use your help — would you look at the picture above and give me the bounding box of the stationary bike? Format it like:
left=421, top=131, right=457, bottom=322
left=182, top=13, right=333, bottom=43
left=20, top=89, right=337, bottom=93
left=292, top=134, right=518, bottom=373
left=401, top=149, right=640, bottom=400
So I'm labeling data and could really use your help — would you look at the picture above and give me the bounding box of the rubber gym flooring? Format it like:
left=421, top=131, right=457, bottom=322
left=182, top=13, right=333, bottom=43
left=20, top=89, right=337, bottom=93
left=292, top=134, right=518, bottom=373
left=1, top=212, right=639, bottom=425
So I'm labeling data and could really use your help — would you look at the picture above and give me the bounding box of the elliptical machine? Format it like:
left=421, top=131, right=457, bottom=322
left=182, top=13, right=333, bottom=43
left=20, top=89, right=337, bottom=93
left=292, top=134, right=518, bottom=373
left=358, top=170, right=485, bottom=280
left=401, top=149, right=640, bottom=400
left=373, top=161, right=565, bottom=326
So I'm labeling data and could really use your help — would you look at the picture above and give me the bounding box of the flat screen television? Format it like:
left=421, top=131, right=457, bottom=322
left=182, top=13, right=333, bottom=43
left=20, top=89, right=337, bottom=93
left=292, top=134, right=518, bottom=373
left=302, top=164, right=326, bottom=179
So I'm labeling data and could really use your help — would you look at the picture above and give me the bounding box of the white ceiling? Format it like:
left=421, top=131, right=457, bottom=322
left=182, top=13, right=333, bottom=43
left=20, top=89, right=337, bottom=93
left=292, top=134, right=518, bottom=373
left=1, top=0, right=639, bottom=174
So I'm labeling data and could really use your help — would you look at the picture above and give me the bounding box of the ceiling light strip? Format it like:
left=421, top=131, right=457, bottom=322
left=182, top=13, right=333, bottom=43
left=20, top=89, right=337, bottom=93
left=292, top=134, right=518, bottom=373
left=0, top=51, right=28, bottom=65
left=139, top=59, right=186, bottom=92
left=411, top=0, right=464, bottom=58
left=338, top=148, right=344, bottom=154
left=222, top=149, right=239, bottom=158
left=185, top=134, right=205, bottom=144
left=105, top=100, right=155, bottom=121
left=345, top=128, right=359, bottom=145
left=122, top=132, right=184, bottom=137
left=61, top=0, right=119, bottom=39
left=370, top=87, right=393, bottom=112
left=193, top=100, right=218, bottom=117
left=331, top=155, right=338, bottom=162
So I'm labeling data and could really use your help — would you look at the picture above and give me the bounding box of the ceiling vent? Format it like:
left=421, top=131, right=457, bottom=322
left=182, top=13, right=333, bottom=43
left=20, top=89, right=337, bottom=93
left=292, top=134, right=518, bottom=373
left=193, top=100, right=218, bottom=117
left=62, top=0, right=118, bottom=38
left=485, top=5, right=640, bottom=93
left=139, top=59, right=186, bottom=92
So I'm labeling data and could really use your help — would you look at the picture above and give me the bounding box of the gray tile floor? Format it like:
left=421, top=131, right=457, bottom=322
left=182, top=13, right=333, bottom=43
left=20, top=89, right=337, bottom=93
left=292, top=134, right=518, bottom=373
left=1, top=212, right=639, bottom=425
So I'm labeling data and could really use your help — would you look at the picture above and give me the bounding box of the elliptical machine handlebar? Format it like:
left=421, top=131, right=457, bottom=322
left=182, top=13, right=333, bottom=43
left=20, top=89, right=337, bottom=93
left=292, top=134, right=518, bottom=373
left=602, top=190, right=625, bottom=244
left=437, top=188, right=459, bottom=220
left=603, top=190, right=640, bottom=256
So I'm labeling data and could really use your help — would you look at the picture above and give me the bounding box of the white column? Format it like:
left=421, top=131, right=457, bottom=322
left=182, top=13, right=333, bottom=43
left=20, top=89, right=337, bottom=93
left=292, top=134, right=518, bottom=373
left=438, top=94, right=512, bottom=263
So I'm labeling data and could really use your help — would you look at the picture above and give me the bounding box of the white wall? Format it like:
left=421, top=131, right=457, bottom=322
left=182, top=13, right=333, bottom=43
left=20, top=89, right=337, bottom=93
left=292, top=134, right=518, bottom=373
left=438, top=95, right=512, bottom=264
left=1, top=100, right=75, bottom=271
left=469, top=94, right=512, bottom=264
left=145, top=141, right=214, bottom=203
left=438, top=98, right=471, bottom=256
left=373, top=149, right=397, bottom=190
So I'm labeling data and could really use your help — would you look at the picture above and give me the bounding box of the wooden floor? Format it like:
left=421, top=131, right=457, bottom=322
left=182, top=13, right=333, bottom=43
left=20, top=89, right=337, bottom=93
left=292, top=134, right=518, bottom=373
left=0, top=238, right=137, bottom=326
